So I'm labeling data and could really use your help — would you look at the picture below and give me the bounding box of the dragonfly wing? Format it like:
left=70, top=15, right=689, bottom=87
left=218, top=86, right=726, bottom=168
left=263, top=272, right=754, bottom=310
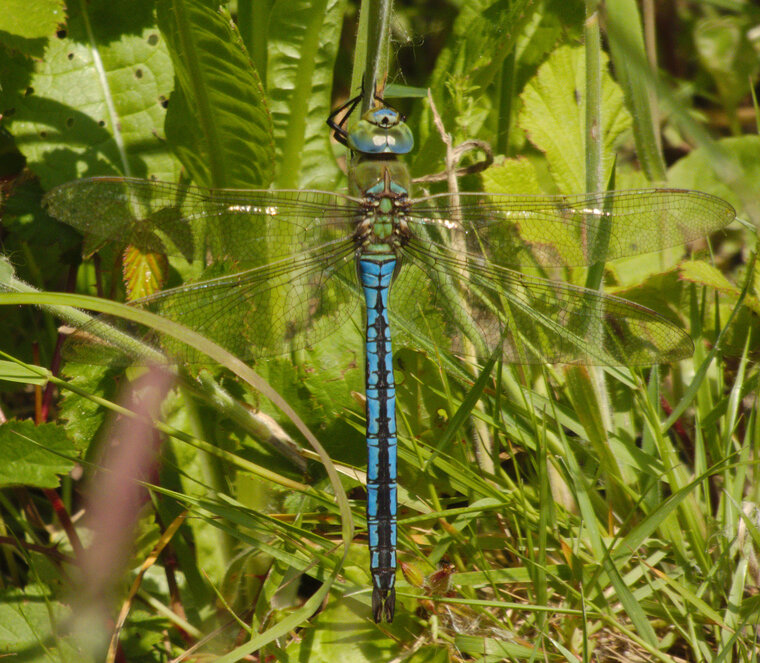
left=406, top=189, right=735, bottom=269
left=64, top=241, right=361, bottom=365
left=393, top=238, right=692, bottom=366
left=43, top=177, right=362, bottom=264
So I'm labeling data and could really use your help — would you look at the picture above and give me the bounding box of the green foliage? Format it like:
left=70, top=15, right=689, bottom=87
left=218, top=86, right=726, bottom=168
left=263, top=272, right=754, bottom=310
left=0, top=0, right=62, bottom=40
left=0, top=420, right=75, bottom=488
left=517, top=44, right=631, bottom=194
left=158, top=0, right=273, bottom=189
left=0, top=0, right=759, bottom=661
left=0, top=0, right=179, bottom=186
left=267, top=0, right=347, bottom=189
left=0, top=586, right=95, bottom=662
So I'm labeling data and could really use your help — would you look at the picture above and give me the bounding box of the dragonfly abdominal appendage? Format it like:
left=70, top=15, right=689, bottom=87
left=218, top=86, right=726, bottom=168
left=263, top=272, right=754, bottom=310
left=41, top=93, right=735, bottom=624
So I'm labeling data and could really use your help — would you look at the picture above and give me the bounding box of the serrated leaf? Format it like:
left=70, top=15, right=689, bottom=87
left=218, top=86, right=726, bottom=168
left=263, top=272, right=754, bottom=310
left=519, top=44, right=631, bottom=193
left=680, top=260, right=760, bottom=314
left=122, top=245, right=169, bottom=300
left=58, top=363, right=116, bottom=452
left=159, top=0, right=274, bottom=189
left=1, top=0, right=179, bottom=187
left=0, top=0, right=65, bottom=40
left=0, top=420, right=75, bottom=488
left=267, top=0, right=346, bottom=190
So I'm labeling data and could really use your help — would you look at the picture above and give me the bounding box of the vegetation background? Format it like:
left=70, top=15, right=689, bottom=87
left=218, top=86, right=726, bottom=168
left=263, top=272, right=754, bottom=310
left=0, top=0, right=759, bottom=661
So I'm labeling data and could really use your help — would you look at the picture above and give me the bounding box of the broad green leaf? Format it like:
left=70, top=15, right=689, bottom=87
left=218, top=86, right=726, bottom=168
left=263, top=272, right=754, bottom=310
left=0, top=0, right=64, bottom=40
left=668, top=135, right=760, bottom=215
left=158, top=0, right=274, bottom=189
left=482, top=156, right=542, bottom=194
left=680, top=260, right=760, bottom=315
left=58, top=363, right=117, bottom=452
left=0, top=586, right=95, bottom=662
left=280, top=599, right=404, bottom=660
left=519, top=44, right=631, bottom=194
left=405, top=646, right=451, bottom=663
left=236, top=0, right=274, bottom=84
left=1, top=0, right=179, bottom=187
left=267, top=0, right=346, bottom=189
left=0, top=179, right=78, bottom=250
left=0, top=420, right=75, bottom=488
left=119, top=610, right=170, bottom=661
left=694, top=16, right=759, bottom=114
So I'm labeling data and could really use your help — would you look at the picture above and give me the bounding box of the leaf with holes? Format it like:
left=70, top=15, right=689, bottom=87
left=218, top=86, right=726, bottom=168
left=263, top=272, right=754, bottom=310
left=1, top=0, right=179, bottom=187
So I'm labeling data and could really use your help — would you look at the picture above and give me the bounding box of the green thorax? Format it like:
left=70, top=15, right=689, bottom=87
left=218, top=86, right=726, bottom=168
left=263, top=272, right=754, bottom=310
left=345, top=105, right=414, bottom=256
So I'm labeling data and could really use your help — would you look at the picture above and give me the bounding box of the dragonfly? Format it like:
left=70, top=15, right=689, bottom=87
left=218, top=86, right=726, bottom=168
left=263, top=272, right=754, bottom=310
left=43, top=93, right=735, bottom=623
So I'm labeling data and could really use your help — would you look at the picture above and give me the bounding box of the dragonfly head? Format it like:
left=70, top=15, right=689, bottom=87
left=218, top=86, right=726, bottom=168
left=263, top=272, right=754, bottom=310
left=348, top=106, right=414, bottom=156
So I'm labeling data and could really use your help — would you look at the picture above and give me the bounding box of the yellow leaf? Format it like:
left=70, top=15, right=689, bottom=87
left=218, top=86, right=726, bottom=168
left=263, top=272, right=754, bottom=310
left=122, top=246, right=169, bottom=301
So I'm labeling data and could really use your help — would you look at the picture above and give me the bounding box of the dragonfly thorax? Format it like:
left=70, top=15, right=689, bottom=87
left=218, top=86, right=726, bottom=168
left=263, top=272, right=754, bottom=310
left=353, top=166, right=412, bottom=255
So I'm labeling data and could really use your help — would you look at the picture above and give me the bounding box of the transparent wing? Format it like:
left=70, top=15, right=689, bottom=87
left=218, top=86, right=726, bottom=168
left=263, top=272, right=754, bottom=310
left=43, top=177, right=363, bottom=265
left=64, top=241, right=361, bottom=365
left=406, top=189, right=735, bottom=269
left=390, top=237, right=692, bottom=366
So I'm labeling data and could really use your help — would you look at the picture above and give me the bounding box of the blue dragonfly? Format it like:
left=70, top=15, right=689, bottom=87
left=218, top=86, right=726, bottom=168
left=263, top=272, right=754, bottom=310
left=43, top=94, right=735, bottom=622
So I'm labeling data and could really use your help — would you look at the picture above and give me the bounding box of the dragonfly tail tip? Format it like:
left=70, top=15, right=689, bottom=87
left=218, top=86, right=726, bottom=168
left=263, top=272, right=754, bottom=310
left=372, top=587, right=396, bottom=623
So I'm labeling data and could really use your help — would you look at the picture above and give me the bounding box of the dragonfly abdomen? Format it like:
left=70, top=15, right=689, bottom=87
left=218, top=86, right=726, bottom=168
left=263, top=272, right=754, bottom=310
left=359, top=256, right=398, bottom=623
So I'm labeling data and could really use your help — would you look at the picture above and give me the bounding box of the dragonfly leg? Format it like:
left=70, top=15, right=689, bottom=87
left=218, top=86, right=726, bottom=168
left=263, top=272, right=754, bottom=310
left=326, top=92, right=363, bottom=146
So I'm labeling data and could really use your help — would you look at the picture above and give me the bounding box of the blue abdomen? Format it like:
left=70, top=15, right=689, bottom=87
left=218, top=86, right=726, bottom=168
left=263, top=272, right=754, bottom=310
left=358, top=256, right=398, bottom=622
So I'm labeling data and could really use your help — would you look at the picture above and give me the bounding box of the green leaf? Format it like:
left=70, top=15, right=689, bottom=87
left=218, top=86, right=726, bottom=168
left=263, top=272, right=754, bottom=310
left=680, top=260, right=760, bottom=315
left=58, top=363, right=117, bottom=452
left=122, top=245, right=169, bottom=300
left=413, top=0, right=538, bottom=171
left=454, top=634, right=538, bottom=659
left=518, top=44, right=631, bottom=193
left=0, top=361, right=48, bottom=385
left=267, top=0, right=346, bottom=189
left=158, top=0, right=274, bottom=189
left=482, top=156, right=542, bottom=195
left=668, top=135, right=760, bottom=215
left=280, top=599, right=403, bottom=660
left=406, top=646, right=451, bottom=663
left=429, top=0, right=537, bottom=96
left=1, top=0, right=179, bottom=187
left=694, top=16, right=759, bottom=113
left=119, top=610, right=170, bottom=661
left=0, top=0, right=64, bottom=40
left=0, top=587, right=95, bottom=662
left=605, top=0, right=666, bottom=181
left=0, top=420, right=75, bottom=488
